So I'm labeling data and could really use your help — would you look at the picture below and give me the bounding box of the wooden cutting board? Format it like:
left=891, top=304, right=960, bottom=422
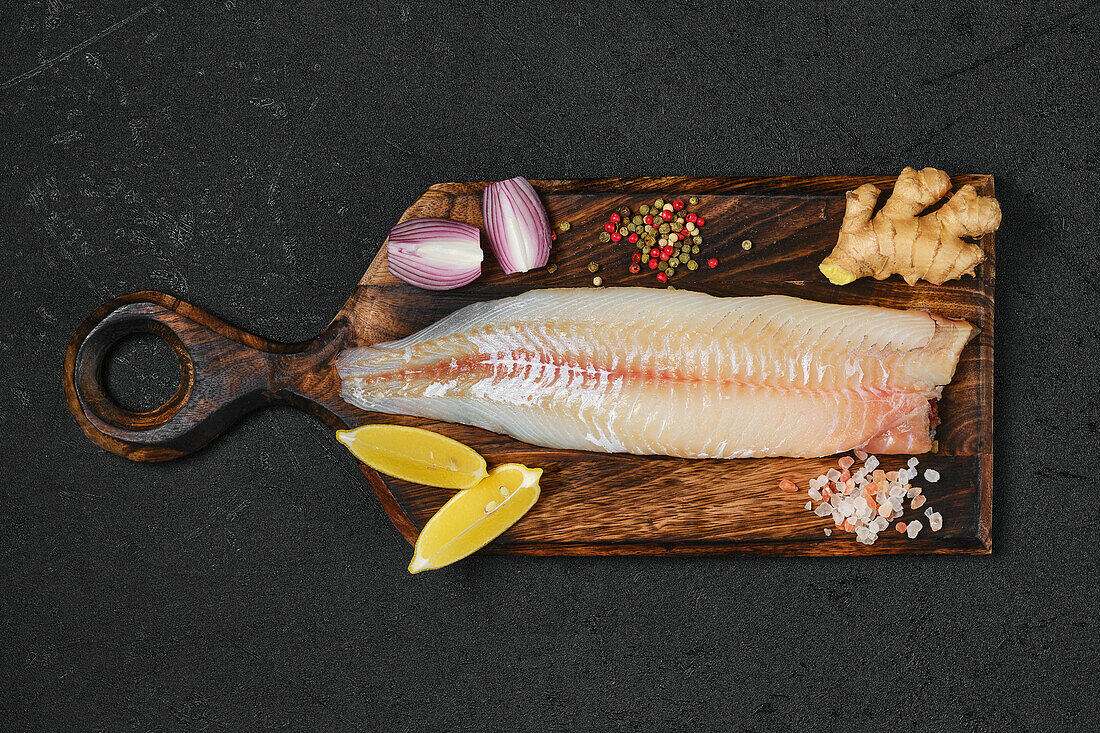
left=63, top=175, right=994, bottom=555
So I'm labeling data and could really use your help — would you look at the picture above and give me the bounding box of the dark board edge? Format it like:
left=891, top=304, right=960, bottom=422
left=980, top=176, right=995, bottom=553
left=480, top=538, right=992, bottom=557
left=425, top=174, right=995, bottom=198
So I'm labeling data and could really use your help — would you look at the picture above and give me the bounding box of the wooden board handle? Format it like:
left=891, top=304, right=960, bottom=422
left=63, top=291, right=351, bottom=462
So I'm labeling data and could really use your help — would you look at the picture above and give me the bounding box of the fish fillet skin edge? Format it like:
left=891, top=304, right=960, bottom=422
left=337, top=288, right=973, bottom=459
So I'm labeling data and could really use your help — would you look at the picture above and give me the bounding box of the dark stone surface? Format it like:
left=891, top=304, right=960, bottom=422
left=2, top=1, right=1098, bottom=730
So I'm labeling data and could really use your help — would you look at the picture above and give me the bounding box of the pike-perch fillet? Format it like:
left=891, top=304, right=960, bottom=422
left=337, top=288, right=973, bottom=458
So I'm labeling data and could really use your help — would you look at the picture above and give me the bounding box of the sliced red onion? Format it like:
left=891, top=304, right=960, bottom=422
left=386, top=218, right=483, bottom=290
left=482, top=176, right=552, bottom=273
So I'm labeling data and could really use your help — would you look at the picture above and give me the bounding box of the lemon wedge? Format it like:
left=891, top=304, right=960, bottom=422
left=409, top=463, right=542, bottom=573
left=335, top=424, right=488, bottom=489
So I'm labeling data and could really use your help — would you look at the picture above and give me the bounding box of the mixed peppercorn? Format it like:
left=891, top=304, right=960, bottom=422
left=549, top=197, right=736, bottom=287
left=598, top=196, right=716, bottom=285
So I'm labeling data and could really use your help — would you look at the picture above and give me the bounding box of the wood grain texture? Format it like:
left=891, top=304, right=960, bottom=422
left=63, top=175, right=994, bottom=555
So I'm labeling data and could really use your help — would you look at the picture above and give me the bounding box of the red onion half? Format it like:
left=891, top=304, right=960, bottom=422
left=482, top=176, right=552, bottom=273
left=386, top=218, right=483, bottom=290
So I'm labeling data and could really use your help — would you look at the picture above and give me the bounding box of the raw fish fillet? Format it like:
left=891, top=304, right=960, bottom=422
left=337, top=288, right=973, bottom=458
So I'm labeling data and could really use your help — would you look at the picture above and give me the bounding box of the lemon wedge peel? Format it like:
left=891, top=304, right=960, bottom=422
left=335, top=425, right=488, bottom=490
left=408, top=464, right=542, bottom=574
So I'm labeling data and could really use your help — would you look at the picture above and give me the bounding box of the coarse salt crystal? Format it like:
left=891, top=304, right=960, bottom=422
left=872, top=516, right=889, bottom=533
left=889, top=485, right=906, bottom=499
left=911, top=494, right=926, bottom=510
left=906, top=485, right=922, bottom=499
left=814, top=503, right=834, bottom=517
left=805, top=501, right=813, bottom=510
left=824, top=528, right=832, bottom=537
left=808, top=487, right=822, bottom=501
left=854, top=449, right=869, bottom=461
left=929, top=512, right=943, bottom=531
left=924, top=469, right=940, bottom=482
left=838, top=500, right=854, bottom=517
left=839, top=456, right=854, bottom=470
left=864, top=455, right=879, bottom=471
left=906, top=520, right=923, bottom=538
left=826, top=468, right=841, bottom=482
left=925, top=506, right=935, bottom=518
left=907, top=457, right=919, bottom=468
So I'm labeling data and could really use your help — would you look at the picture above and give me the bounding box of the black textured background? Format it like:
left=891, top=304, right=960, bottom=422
left=2, top=2, right=1099, bottom=731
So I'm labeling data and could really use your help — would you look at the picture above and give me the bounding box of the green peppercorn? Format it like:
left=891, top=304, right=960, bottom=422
left=666, top=268, right=676, bottom=278
left=654, top=199, right=665, bottom=209
left=687, top=259, right=699, bottom=270
left=619, top=226, right=628, bottom=236
left=641, top=253, right=649, bottom=263
left=669, top=256, right=680, bottom=267
left=659, top=223, right=670, bottom=234
left=671, top=222, right=683, bottom=232
left=691, top=245, right=700, bottom=254
left=547, top=263, right=558, bottom=274
left=689, top=196, right=699, bottom=206
left=619, top=206, right=631, bottom=219
left=558, top=221, right=571, bottom=232
left=599, top=231, right=611, bottom=243
left=644, top=225, right=654, bottom=234
left=632, top=215, right=643, bottom=225
left=693, top=236, right=703, bottom=245
left=587, top=262, right=599, bottom=273
left=658, top=260, right=668, bottom=271
left=627, top=224, right=636, bottom=234
left=741, top=239, right=753, bottom=250
left=639, top=204, right=650, bottom=215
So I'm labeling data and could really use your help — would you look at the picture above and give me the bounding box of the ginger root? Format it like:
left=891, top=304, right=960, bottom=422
left=819, top=167, right=1001, bottom=286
